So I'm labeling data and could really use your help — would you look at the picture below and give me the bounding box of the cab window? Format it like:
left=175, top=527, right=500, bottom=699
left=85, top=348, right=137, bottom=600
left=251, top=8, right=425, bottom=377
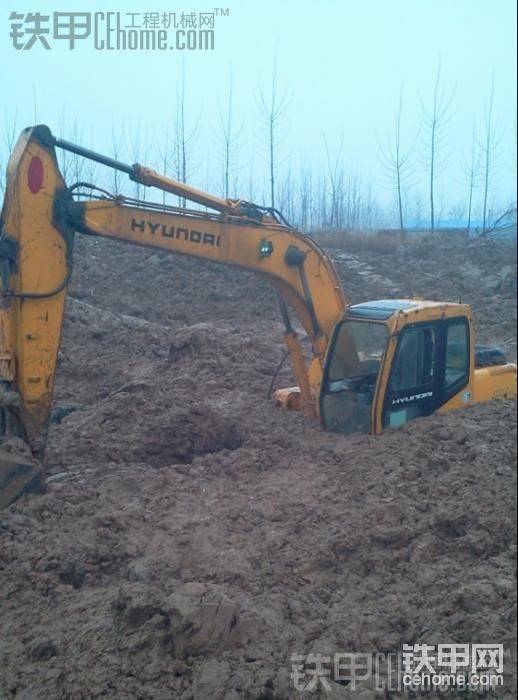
left=328, top=321, right=387, bottom=382
left=384, top=325, right=436, bottom=429
left=321, top=320, right=388, bottom=435
left=390, top=327, right=436, bottom=392
left=444, top=318, right=469, bottom=395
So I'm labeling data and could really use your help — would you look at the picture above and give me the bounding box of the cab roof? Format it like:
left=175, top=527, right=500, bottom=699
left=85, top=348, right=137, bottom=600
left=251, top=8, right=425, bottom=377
left=347, top=299, right=467, bottom=321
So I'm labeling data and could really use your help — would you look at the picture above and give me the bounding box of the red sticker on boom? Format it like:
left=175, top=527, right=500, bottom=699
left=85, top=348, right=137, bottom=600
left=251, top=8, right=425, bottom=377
left=27, top=156, right=44, bottom=194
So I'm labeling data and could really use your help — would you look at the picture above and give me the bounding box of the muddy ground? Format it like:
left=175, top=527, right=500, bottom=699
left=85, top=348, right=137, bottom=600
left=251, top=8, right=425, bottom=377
left=0, top=233, right=516, bottom=699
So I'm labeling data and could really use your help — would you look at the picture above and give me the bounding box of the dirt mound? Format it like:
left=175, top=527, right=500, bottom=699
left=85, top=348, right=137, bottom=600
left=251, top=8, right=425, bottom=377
left=329, top=234, right=517, bottom=356
left=1, top=401, right=516, bottom=698
left=0, top=234, right=516, bottom=698
left=52, top=380, right=243, bottom=467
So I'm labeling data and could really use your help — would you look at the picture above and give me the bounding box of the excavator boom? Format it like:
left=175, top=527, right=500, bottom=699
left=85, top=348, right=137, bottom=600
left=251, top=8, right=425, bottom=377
left=1, top=125, right=515, bottom=509
left=0, top=125, right=346, bottom=506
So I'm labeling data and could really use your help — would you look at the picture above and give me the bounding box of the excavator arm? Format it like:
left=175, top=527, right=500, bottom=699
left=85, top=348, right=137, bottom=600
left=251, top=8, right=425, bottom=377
left=0, top=125, right=346, bottom=505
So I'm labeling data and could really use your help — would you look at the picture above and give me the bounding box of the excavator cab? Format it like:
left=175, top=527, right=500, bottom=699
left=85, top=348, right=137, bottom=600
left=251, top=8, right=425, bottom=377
left=320, top=300, right=516, bottom=436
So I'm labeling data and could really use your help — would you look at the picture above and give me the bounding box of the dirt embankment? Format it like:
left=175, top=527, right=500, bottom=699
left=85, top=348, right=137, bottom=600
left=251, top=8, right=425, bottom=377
left=0, top=234, right=516, bottom=699
left=329, top=234, right=516, bottom=356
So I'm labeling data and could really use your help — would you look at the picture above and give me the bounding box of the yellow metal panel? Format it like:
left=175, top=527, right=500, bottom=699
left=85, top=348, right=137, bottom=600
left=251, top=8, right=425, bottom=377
left=0, top=126, right=72, bottom=453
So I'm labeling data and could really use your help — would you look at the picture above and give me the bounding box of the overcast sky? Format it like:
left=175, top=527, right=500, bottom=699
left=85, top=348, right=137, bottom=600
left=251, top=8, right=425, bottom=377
left=2, top=0, right=517, bottom=224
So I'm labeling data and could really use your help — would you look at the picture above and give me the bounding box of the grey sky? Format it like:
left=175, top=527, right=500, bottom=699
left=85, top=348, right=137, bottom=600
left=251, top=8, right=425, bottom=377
left=2, top=0, right=517, bottom=225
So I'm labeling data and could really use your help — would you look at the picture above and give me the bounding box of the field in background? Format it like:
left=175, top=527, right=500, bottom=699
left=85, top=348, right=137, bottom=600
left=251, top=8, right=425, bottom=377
left=313, top=226, right=517, bottom=254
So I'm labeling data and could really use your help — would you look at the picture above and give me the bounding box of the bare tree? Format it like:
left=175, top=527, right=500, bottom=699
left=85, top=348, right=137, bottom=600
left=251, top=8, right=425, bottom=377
left=173, top=61, right=201, bottom=207
left=84, top=157, right=98, bottom=191
left=298, top=161, right=314, bottom=231
left=278, top=155, right=297, bottom=224
left=479, top=75, right=500, bottom=234
left=58, top=107, right=73, bottom=183
left=128, top=122, right=145, bottom=200
left=377, top=86, right=415, bottom=232
left=70, top=119, right=87, bottom=185
left=259, top=51, right=290, bottom=209
left=420, top=63, right=455, bottom=233
left=0, top=110, right=18, bottom=194
left=345, top=172, right=363, bottom=230
left=246, top=146, right=258, bottom=203
left=323, top=133, right=345, bottom=229
left=463, top=119, right=480, bottom=235
left=110, top=124, right=124, bottom=196
left=360, top=183, right=383, bottom=230
left=316, top=177, right=329, bottom=231
left=155, top=124, right=174, bottom=206
left=412, top=194, right=425, bottom=228
left=481, top=204, right=516, bottom=236
left=217, top=68, right=242, bottom=199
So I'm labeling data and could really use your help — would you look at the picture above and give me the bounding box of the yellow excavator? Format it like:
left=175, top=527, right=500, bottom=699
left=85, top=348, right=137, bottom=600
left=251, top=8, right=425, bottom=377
left=0, top=125, right=516, bottom=507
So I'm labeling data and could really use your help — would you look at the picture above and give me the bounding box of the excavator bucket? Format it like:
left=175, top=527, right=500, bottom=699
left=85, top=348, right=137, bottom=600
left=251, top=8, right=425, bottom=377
left=0, top=441, right=43, bottom=509
left=0, top=125, right=74, bottom=508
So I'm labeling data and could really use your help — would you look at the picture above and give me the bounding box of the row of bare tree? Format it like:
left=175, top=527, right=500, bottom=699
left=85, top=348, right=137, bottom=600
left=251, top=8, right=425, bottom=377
left=378, top=64, right=513, bottom=235
left=0, top=63, right=515, bottom=235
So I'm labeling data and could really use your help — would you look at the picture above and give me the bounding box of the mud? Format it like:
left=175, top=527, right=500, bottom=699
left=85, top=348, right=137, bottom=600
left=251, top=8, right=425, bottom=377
left=1, top=234, right=516, bottom=699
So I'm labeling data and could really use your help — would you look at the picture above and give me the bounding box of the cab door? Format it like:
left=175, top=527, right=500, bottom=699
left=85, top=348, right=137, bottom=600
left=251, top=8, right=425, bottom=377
left=320, top=320, right=389, bottom=435
left=383, top=324, right=437, bottom=429
left=382, top=317, right=470, bottom=430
